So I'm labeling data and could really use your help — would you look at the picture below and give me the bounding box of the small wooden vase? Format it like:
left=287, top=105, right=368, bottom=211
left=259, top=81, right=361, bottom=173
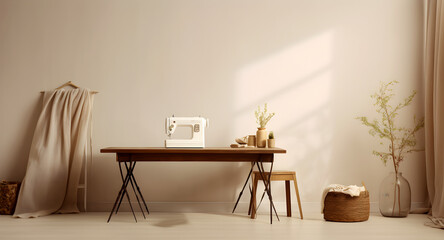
left=267, top=139, right=275, bottom=148
left=247, top=135, right=256, bottom=147
left=256, top=128, right=267, bottom=148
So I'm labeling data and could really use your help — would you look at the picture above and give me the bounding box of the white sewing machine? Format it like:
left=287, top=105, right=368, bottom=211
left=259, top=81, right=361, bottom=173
left=165, top=116, right=209, bottom=148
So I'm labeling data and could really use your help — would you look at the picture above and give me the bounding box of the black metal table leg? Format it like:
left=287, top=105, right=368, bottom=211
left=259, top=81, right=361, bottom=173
left=116, top=161, right=135, bottom=214
left=116, top=162, right=129, bottom=213
left=256, top=190, right=266, bottom=209
left=256, top=160, right=279, bottom=224
left=247, top=185, right=253, bottom=216
left=262, top=161, right=279, bottom=220
left=116, top=162, right=149, bottom=216
left=125, top=162, right=146, bottom=219
left=131, top=174, right=150, bottom=214
left=122, top=161, right=138, bottom=222
left=232, top=162, right=256, bottom=213
left=125, top=162, right=149, bottom=214
left=107, top=161, right=134, bottom=223
left=107, top=173, right=127, bottom=223
left=267, top=161, right=275, bottom=224
left=108, top=160, right=138, bottom=223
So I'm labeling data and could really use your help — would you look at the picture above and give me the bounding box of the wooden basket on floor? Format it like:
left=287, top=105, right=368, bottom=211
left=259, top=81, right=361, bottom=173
left=0, top=181, right=21, bottom=215
left=323, top=190, right=370, bottom=222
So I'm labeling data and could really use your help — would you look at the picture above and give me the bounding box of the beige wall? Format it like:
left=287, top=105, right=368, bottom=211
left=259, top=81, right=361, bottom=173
left=0, top=0, right=426, bottom=212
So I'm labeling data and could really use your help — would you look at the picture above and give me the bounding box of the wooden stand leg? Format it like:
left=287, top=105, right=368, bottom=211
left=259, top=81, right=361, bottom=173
left=250, top=174, right=259, bottom=219
left=293, top=173, right=303, bottom=219
left=285, top=180, right=292, bottom=217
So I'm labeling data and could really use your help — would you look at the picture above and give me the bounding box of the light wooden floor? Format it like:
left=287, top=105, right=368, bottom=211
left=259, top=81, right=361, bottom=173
left=0, top=212, right=442, bottom=240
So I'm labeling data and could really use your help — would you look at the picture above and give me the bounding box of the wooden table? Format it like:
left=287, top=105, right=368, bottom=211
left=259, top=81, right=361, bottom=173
left=100, top=147, right=287, bottom=223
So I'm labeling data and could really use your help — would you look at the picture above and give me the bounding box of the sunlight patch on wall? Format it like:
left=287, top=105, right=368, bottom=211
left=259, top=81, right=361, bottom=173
left=234, top=31, right=334, bottom=133
left=234, top=31, right=335, bottom=196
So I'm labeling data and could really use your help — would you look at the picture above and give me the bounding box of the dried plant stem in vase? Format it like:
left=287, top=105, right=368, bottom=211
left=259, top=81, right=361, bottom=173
left=255, top=103, right=275, bottom=148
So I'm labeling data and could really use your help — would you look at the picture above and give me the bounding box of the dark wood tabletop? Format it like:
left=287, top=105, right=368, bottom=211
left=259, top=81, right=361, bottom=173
left=100, top=147, right=286, bottom=154
left=100, top=147, right=286, bottom=162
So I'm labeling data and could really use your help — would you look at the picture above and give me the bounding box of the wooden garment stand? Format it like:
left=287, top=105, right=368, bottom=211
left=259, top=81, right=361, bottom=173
left=41, top=81, right=98, bottom=212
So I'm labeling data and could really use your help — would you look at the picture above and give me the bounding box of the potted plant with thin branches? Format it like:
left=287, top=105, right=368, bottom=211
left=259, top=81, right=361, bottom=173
left=356, top=81, right=424, bottom=217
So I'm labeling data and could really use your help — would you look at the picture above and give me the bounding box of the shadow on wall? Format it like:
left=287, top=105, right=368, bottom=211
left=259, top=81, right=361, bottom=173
left=9, top=95, right=42, bottom=181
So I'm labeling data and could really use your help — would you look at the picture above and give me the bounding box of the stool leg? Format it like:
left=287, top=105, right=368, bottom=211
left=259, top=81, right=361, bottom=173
left=285, top=180, right=292, bottom=217
left=250, top=174, right=259, bottom=219
left=247, top=185, right=253, bottom=216
left=293, top=173, right=303, bottom=219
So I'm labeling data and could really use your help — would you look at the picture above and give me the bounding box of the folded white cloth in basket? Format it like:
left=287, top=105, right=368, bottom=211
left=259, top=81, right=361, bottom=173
left=321, top=184, right=366, bottom=213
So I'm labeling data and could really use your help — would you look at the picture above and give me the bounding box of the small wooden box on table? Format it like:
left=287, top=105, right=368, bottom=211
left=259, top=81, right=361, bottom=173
left=100, top=147, right=286, bottom=224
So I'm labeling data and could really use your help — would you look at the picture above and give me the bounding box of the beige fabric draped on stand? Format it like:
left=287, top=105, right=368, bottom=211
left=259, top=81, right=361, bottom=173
left=13, top=88, right=93, bottom=218
left=425, top=0, right=444, bottom=229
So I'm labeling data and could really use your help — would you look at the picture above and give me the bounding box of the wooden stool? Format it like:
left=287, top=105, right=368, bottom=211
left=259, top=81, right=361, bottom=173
left=249, top=171, right=303, bottom=219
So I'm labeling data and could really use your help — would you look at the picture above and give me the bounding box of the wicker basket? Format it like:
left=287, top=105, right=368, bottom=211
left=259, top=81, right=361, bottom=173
left=0, top=181, right=21, bottom=215
left=323, top=190, right=370, bottom=222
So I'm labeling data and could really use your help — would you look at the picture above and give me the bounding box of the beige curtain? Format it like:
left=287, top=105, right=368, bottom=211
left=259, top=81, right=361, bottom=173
left=425, top=0, right=444, bottom=228
left=13, top=89, right=93, bottom=218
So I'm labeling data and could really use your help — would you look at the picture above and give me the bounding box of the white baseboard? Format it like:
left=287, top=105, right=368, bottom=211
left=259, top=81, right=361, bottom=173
left=86, top=201, right=428, bottom=214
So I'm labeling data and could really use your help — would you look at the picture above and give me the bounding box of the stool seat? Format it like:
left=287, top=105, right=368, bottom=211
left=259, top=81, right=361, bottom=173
left=249, top=171, right=303, bottom=219
left=256, top=171, right=295, bottom=175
